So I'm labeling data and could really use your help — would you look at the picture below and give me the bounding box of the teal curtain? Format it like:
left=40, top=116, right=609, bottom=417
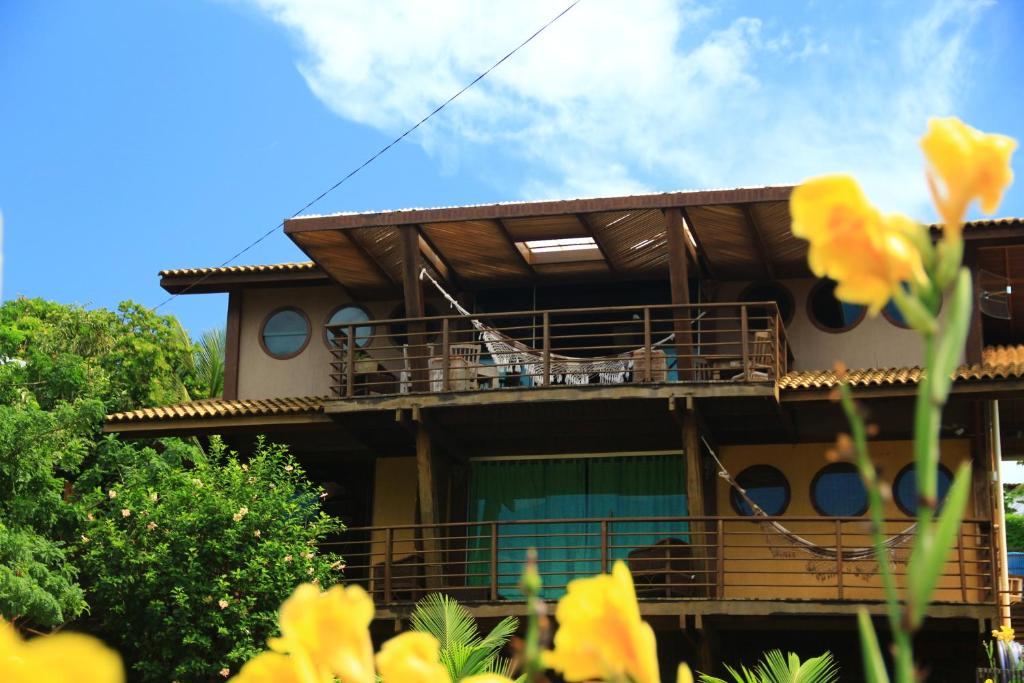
left=467, top=455, right=687, bottom=599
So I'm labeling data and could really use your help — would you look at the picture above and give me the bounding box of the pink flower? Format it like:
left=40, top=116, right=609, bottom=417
left=147, top=521, right=157, bottom=531
left=108, top=490, right=117, bottom=499
left=121, top=509, right=131, bottom=518
left=219, top=668, right=230, bottom=678
left=218, top=599, right=229, bottom=610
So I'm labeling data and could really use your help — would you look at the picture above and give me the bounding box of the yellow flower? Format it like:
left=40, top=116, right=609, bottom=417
left=545, top=560, right=660, bottom=683
left=461, top=675, right=515, bottom=683
left=0, top=619, right=124, bottom=683
left=993, top=625, right=1015, bottom=643
left=677, top=663, right=694, bottom=683
left=376, top=632, right=450, bottom=683
left=269, top=583, right=375, bottom=683
left=228, top=651, right=305, bottom=683
left=790, top=175, right=927, bottom=314
left=921, top=117, right=1017, bottom=232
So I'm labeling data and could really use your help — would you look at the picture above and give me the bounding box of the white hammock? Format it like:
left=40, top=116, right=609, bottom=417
left=705, top=438, right=915, bottom=563
left=421, top=268, right=676, bottom=385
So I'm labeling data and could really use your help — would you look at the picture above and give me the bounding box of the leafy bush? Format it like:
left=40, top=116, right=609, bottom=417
left=1006, top=514, right=1024, bottom=551
left=73, top=437, right=344, bottom=682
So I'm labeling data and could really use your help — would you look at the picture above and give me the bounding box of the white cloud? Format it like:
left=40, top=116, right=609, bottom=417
left=248, top=0, right=990, bottom=217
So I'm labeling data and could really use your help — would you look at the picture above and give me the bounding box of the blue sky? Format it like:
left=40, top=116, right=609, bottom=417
left=2, top=0, right=1023, bottom=341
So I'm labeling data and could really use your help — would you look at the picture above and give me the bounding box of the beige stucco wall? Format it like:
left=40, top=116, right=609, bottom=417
left=713, top=440, right=986, bottom=602
left=236, top=286, right=449, bottom=399
left=714, top=279, right=953, bottom=371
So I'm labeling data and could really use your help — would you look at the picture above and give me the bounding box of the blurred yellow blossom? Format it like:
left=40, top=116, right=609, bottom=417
left=0, top=619, right=124, bottom=683
left=921, top=117, right=1016, bottom=232
left=228, top=651, right=305, bottom=683
left=461, top=675, right=515, bottom=683
left=545, top=560, right=660, bottom=683
left=677, top=663, right=694, bottom=683
left=376, top=632, right=450, bottom=683
left=993, top=625, right=1015, bottom=643
left=790, top=174, right=927, bottom=314
left=269, top=583, right=375, bottom=683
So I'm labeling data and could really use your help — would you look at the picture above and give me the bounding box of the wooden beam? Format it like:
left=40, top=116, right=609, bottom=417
left=346, top=231, right=400, bottom=289
left=417, top=225, right=465, bottom=290
left=680, top=207, right=718, bottom=280
left=576, top=213, right=617, bottom=272
left=741, top=204, right=775, bottom=279
left=223, top=290, right=242, bottom=400
left=400, top=225, right=429, bottom=391
left=666, top=208, right=693, bottom=374
left=965, top=248, right=984, bottom=365
left=494, top=218, right=536, bottom=279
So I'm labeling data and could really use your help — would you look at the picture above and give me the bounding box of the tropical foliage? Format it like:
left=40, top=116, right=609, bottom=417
left=194, top=327, right=226, bottom=399
left=409, top=593, right=519, bottom=681
left=74, top=437, right=344, bottom=682
left=697, top=650, right=839, bottom=683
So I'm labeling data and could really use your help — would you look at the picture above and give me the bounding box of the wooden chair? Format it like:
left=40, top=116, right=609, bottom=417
left=736, top=330, right=773, bottom=381
left=627, top=537, right=703, bottom=598
left=449, top=344, right=482, bottom=389
left=400, top=344, right=435, bottom=393
left=630, top=348, right=668, bottom=383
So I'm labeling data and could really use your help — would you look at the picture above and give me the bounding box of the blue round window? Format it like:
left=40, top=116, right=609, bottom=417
left=811, top=462, right=868, bottom=516
left=893, top=464, right=953, bottom=516
left=261, top=308, right=310, bottom=359
left=325, top=305, right=373, bottom=349
left=730, top=465, right=790, bottom=516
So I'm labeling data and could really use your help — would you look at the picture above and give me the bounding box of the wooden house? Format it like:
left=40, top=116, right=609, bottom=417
left=104, top=186, right=1024, bottom=680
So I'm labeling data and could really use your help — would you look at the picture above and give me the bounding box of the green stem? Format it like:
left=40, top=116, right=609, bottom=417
left=839, top=385, right=914, bottom=682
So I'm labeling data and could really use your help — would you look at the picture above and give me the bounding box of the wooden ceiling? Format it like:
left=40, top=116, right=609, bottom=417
left=284, top=187, right=809, bottom=295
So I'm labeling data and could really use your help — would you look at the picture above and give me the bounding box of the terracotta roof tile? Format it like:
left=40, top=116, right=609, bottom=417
left=106, top=396, right=328, bottom=424
left=779, top=345, right=1024, bottom=390
left=159, top=262, right=318, bottom=278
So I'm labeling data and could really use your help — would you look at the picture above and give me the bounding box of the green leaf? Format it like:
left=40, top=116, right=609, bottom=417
left=907, top=461, right=972, bottom=627
left=857, top=610, right=890, bottom=683
left=931, top=268, right=973, bottom=403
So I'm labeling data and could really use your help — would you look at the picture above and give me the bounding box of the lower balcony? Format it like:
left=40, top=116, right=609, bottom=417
left=325, top=516, right=997, bottom=617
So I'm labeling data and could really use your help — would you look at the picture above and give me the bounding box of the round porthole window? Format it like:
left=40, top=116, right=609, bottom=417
left=260, top=307, right=311, bottom=359
left=730, top=464, right=790, bottom=516
left=739, top=281, right=796, bottom=328
left=893, top=464, right=953, bottom=516
left=811, top=462, right=868, bottom=516
left=807, top=279, right=867, bottom=333
left=324, top=305, right=373, bottom=349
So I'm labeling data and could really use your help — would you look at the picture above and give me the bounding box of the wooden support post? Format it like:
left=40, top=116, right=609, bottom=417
left=401, top=225, right=429, bottom=392
left=965, top=250, right=984, bottom=365
left=415, top=421, right=442, bottom=589
left=346, top=324, right=356, bottom=398
left=441, top=318, right=451, bottom=391
left=665, top=208, right=693, bottom=378
left=835, top=519, right=844, bottom=601
left=683, top=406, right=711, bottom=597
left=223, top=291, right=242, bottom=399
left=740, top=305, right=750, bottom=380
left=542, top=311, right=551, bottom=386
left=643, top=307, right=652, bottom=382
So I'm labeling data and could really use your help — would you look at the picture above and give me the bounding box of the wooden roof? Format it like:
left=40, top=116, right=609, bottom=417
left=283, top=186, right=806, bottom=294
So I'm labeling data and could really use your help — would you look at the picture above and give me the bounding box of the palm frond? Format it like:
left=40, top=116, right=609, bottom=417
left=699, top=650, right=838, bottom=683
left=193, top=328, right=225, bottom=399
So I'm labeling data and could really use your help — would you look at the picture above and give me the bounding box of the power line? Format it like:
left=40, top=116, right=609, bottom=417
left=155, top=0, right=582, bottom=311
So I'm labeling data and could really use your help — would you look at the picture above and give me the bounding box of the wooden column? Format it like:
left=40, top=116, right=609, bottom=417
left=223, top=290, right=242, bottom=399
left=400, top=225, right=429, bottom=391
left=965, top=249, right=984, bottom=365
left=666, top=208, right=693, bottom=376
left=415, top=422, right=442, bottom=588
left=683, top=404, right=711, bottom=597
left=988, top=400, right=1011, bottom=625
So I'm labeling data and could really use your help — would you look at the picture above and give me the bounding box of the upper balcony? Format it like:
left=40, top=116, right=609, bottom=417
left=325, top=300, right=792, bottom=404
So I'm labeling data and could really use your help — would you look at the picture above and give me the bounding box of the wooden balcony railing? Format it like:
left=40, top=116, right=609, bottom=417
left=327, top=302, right=791, bottom=398
left=323, top=516, right=996, bottom=606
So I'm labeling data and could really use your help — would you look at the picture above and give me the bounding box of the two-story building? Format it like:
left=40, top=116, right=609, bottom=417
left=105, top=186, right=1024, bottom=681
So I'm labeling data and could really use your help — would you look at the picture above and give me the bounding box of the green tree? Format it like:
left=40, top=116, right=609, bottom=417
left=74, top=436, right=344, bottom=682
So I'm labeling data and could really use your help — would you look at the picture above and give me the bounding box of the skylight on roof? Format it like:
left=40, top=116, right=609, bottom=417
left=524, top=237, right=597, bottom=253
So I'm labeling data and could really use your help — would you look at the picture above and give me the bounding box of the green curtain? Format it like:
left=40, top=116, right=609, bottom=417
left=467, top=455, right=687, bottom=599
